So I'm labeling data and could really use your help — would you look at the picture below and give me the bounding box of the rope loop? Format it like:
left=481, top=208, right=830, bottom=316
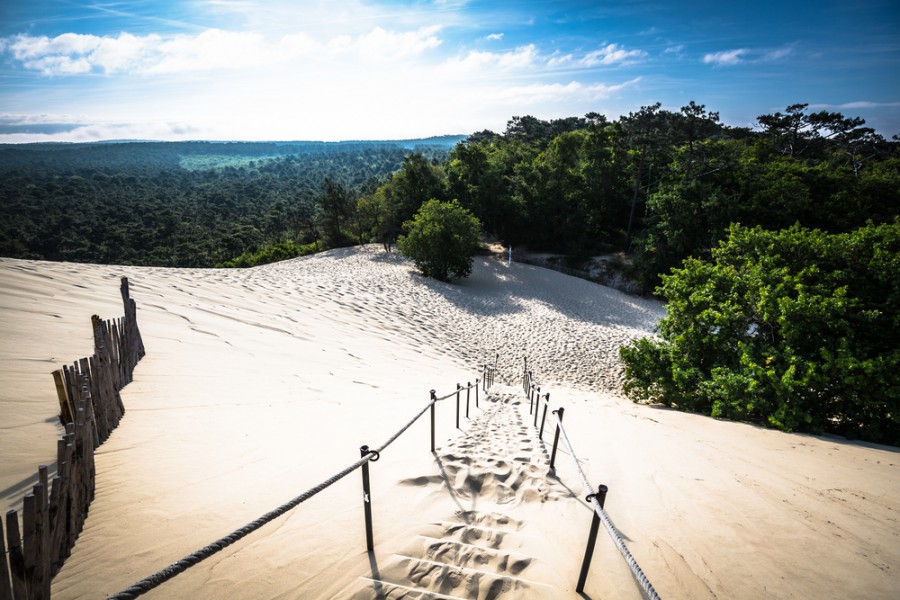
left=367, top=450, right=381, bottom=462
left=586, top=492, right=597, bottom=503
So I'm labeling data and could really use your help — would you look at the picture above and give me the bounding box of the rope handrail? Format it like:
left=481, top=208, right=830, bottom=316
left=552, top=411, right=661, bottom=600
left=108, top=379, right=481, bottom=600
left=107, top=453, right=374, bottom=599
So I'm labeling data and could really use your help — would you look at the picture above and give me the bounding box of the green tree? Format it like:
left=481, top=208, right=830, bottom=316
left=620, top=221, right=900, bottom=445
left=397, top=199, right=482, bottom=282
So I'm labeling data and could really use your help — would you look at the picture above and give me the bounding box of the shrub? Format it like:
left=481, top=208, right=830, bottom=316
left=398, top=199, right=481, bottom=282
left=620, top=221, right=900, bottom=445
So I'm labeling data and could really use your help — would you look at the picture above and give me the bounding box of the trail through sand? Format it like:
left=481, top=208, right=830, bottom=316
left=1, top=246, right=898, bottom=599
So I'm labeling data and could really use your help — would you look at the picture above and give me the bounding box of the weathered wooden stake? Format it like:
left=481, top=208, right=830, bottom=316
left=5, top=511, right=25, bottom=600
left=0, top=513, right=12, bottom=600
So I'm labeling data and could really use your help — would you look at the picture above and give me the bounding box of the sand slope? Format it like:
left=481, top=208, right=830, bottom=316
left=1, top=247, right=898, bottom=599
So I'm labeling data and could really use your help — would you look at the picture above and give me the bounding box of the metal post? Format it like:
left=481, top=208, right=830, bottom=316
left=360, top=445, right=376, bottom=552
left=529, top=384, right=535, bottom=415
left=550, top=407, right=564, bottom=470
left=430, top=390, right=436, bottom=453
left=456, top=383, right=461, bottom=429
left=466, top=382, right=471, bottom=418
left=475, top=379, right=480, bottom=407
left=534, top=387, right=541, bottom=427
left=576, top=485, right=609, bottom=593
left=539, top=393, right=550, bottom=439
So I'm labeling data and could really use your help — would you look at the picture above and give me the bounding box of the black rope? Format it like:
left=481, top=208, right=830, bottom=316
left=108, top=382, right=476, bottom=599
left=108, top=453, right=372, bottom=599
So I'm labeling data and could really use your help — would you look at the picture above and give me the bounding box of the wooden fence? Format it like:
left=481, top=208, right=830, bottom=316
left=1, top=277, right=144, bottom=600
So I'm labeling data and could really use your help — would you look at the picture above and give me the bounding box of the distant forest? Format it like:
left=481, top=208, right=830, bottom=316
left=1, top=103, right=897, bottom=289
left=0, top=138, right=461, bottom=267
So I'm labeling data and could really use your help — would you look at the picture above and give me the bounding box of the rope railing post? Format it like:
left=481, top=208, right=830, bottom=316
left=539, top=393, right=550, bottom=439
left=359, top=445, right=378, bottom=552
left=429, top=390, right=436, bottom=453
left=577, top=484, right=608, bottom=593
left=475, top=379, right=479, bottom=408
left=455, top=384, right=461, bottom=429
left=466, top=383, right=471, bottom=418
left=550, top=407, right=564, bottom=470
left=534, top=388, right=541, bottom=427
left=522, top=358, right=527, bottom=394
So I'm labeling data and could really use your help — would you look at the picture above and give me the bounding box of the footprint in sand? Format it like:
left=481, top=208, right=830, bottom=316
left=348, top=390, right=567, bottom=599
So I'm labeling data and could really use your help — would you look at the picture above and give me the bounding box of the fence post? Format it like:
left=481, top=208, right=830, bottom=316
left=0, top=513, right=11, bottom=600
left=466, top=383, right=471, bottom=418
left=576, top=484, right=609, bottom=593
left=475, top=379, right=480, bottom=407
left=523, top=356, right=528, bottom=384
left=550, top=407, right=564, bottom=470
left=6, top=510, right=25, bottom=599
left=529, top=384, right=535, bottom=415
left=534, top=387, right=541, bottom=427
left=359, top=445, right=376, bottom=552
left=539, top=393, right=550, bottom=439
left=456, top=384, right=461, bottom=429
left=430, top=390, right=436, bottom=453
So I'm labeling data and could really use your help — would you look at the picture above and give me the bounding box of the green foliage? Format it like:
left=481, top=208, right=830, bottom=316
left=218, top=240, right=319, bottom=267
left=356, top=153, right=448, bottom=249
left=397, top=199, right=482, bottom=282
left=620, top=221, right=900, bottom=445
left=0, top=141, right=454, bottom=267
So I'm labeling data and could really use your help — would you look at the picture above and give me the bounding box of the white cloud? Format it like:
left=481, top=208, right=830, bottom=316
left=764, top=46, right=793, bottom=61
left=809, top=101, right=900, bottom=110
left=439, top=44, right=538, bottom=75
left=664, top=44, right=685, bottom=54
left=486, top=33, right=504, bottom=41
left=547, top=51, right=573, bottom=67
left=488, top=78, right=641, bottom=106
left=703, top=48, right=747, bottom=66
left=1, top=26, right=445, bottom=76
left=581, top=44, right=646, bottom=66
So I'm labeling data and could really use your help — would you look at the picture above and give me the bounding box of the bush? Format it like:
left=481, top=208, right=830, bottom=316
left=218, top=240, right=318, bottom=268
left=397, top=199, right=481, bottom=282
left=620, top=221, right=900, bottom=445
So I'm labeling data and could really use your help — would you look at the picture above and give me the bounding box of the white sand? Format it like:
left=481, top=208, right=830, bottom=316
left=1, top=247, right=897, bottom=599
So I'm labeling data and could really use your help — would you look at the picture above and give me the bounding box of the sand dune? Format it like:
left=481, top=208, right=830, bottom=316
left=1, top=247, right=898, bottom=599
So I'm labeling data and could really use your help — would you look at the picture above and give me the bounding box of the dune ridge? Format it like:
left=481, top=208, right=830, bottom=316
left=1, top=247, right=898, bottom=599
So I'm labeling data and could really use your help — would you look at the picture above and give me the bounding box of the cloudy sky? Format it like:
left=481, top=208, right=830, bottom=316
left=1, top=0, right=897, bottom=142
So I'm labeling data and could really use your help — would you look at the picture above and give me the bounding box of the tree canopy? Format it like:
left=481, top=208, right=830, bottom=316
left=397, top=199, right=481, bottom=282
left=620, top=221, right=900, bottom=445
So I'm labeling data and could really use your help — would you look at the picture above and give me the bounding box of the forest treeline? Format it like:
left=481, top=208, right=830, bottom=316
left=0, top=138, right=459, bottom=266
left=1, top=103, right=897, bottom=285
left=354, top=102, right=898, bottom=290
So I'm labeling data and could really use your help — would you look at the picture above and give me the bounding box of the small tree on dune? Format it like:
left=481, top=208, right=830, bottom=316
left=398, top=199, right=482, bottom=282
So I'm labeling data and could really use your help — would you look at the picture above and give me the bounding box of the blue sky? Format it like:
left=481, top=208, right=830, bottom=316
left=0, top=0, right=897, bottom=142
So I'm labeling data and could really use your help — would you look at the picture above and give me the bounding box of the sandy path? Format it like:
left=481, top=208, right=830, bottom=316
left=1, top=247, right=898, bottom=599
